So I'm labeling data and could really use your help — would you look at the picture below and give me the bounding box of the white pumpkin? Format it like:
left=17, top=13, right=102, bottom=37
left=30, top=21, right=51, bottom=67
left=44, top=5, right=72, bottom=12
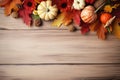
left=37, top=0, right=58, bottom=21
left=72, top=0, right=85, bottom=10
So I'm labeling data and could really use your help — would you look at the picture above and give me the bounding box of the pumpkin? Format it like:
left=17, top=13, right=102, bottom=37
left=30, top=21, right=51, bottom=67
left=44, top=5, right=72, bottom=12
left=72, top=0, right=85, bottom=10
left=81, top=5, right=97, bottom=23
left=100, top=12, right=112, bottom=24
left=37, top=0, right=58, bottom=21
left=85, top=0, right=95, bottom=4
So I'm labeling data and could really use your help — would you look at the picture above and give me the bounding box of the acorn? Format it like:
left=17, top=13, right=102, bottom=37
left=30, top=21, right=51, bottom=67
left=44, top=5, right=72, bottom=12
left=34, top=18, right=42, bottom=27
left=11, top=11, right=18, bottom=18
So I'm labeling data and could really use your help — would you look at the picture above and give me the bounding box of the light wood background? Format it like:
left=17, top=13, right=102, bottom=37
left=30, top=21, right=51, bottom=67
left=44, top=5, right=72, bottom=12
left=0, top=8, right=120, bottom=80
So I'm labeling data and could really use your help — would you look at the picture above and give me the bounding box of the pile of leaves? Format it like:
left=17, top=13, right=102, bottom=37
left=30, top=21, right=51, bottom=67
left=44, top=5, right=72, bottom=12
left=0, top=0, right=120, bottom=40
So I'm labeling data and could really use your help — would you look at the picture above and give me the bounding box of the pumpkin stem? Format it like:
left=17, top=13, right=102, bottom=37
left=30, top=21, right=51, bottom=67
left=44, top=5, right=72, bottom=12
left=47, top=8, right=50, bottom=12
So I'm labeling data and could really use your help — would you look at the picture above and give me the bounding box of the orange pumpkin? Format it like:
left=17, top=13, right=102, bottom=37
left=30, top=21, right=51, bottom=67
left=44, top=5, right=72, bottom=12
left=100, top=12, right=112, bottom=24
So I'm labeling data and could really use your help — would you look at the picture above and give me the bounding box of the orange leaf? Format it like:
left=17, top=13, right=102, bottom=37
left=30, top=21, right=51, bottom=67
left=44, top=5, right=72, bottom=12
left=63, top=12, right=73, bottom=26
left=1, top=0, right=23, bottom=16
left=97, top=24, right=107, bottom=40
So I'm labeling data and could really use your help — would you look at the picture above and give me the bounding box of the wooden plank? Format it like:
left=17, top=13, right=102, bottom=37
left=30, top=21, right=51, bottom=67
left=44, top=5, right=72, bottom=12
left=0, top=65, right=120, bottom=80
left=0, top=30, right=119, bottom=64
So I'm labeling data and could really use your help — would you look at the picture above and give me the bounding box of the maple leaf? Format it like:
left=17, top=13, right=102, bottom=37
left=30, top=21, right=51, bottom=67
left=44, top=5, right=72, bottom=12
left=52, top=12, right=67, bottom=27
left=97, top=24, right=107, bottom=40
left=19, top=8, right=32, bottom=26
left=112, top=18, right=120, bottom=39
left=72, top=10, right=81, bottom=26
left=80, top=21, right=90, bottom=34
left=0, top=0, right=23, bottom=16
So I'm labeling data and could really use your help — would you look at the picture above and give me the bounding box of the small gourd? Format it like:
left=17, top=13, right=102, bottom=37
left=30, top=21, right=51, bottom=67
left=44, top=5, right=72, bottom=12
left=81, top=5, right=97, bottom=23
left=100, top=12, right=112, bottom=24
left=36, top=0, right=58, bottom=21
left=72, top=0, right=85, bottom=10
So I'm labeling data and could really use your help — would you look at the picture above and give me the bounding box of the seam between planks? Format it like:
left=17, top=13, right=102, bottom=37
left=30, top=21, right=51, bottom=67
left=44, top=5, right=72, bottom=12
left=0, top=63, right=120, bottom=66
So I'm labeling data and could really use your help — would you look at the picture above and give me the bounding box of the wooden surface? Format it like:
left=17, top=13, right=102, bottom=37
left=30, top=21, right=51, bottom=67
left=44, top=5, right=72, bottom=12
left=0, top=8, right=120, bottom=80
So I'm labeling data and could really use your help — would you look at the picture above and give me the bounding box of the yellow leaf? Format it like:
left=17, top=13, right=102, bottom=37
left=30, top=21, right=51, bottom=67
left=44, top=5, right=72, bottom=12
left=112, top=18, right=120, bottom=39
left=52, top=12, right=66, bottom=27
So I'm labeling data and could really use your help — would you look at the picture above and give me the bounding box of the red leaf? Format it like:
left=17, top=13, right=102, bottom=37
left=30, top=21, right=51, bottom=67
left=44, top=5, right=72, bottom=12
left=80, top=22, right=90, bottom=34
left=18, top=8, right=32, bottom=26
left=72, top=10, right=81, bottom=26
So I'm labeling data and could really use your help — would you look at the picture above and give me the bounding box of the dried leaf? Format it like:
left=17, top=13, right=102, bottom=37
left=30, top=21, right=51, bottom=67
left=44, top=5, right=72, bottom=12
left=97, top=24, right=107, bottom=40
left=112, top=18, right=120, bottom=39
left=52, top=12, right=66, bottom=27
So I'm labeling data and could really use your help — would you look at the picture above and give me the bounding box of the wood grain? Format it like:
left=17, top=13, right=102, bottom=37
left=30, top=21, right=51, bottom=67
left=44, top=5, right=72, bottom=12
left=0, top=8, right=120, bottom=80
left=0, top=65, right=120, bottom=80
left=0, top=30, right=120, bottom=64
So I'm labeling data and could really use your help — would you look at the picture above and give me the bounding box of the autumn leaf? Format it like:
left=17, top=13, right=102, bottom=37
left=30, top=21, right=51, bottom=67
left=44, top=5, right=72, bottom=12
left=89, top=20, right=100, bottom=31
left=80, top=21, right=90, bottom=34
left=52, top=12, right=67, bottom=27
left=0, top=0, right=23, bottom=16
left=112, top=18, right=120, bottom=39
left=19, top=8, right=32, bottom=26
left=72, top=10, right=81, bottom=26
left=97, top=24, right=107, bottom=40
left=63, top=11, right=73, bottom=26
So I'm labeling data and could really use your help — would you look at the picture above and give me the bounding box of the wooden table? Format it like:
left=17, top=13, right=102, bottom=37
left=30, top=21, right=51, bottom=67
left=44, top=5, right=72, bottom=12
left=0, top=9, right=120, bottom=80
